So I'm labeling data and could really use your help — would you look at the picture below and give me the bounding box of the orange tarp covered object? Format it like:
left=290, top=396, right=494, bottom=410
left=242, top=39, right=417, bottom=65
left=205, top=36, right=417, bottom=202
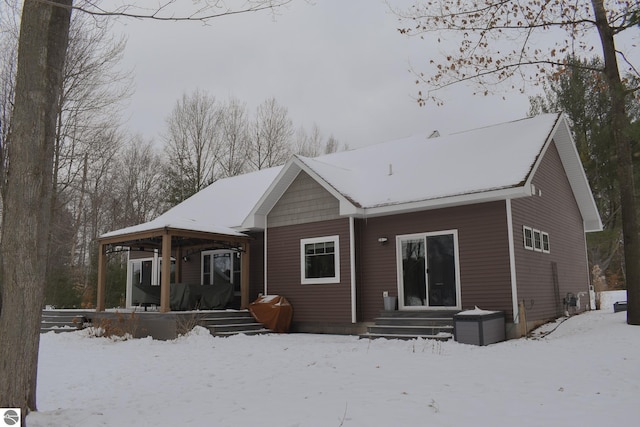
left=248, top=295, right=293, bottom=333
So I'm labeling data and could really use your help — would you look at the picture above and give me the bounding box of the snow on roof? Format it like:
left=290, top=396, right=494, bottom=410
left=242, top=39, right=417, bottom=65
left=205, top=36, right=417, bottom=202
left=100, top=166, right=282, bottom=239
left=297, top=113, right=560, bottom=208
left=102, top=112, right=600, bottom=240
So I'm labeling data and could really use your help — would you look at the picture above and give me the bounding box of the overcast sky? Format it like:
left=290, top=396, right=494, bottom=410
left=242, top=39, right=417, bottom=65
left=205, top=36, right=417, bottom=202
left=111, top=0, right=535, bottom=149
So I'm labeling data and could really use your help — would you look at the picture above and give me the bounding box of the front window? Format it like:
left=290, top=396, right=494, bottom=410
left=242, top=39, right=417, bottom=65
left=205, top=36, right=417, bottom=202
left=301, top=236, right=340, bottom=284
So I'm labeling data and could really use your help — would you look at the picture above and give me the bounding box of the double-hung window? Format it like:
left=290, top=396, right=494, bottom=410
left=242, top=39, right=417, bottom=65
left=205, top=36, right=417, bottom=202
left=533, top=229, right=543, bottom=252
left=301, top=236, right=340, bottom=284
left=542, top=232, right=550, bottom=253
left=523, top=226, right=534, bottom=250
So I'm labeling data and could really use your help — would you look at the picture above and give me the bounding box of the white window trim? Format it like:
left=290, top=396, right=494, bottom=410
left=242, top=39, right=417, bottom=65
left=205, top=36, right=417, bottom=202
left=201, top=249, right=235, bottom=286
left=542, top=232, right=550, bottom=253
left=523, top=226, right=534, bottom=250
left=395, top=229, right=462, bottom=311
left=300, top=235, right=340, bottom=285
left=533, top=229, right=543, bottom=252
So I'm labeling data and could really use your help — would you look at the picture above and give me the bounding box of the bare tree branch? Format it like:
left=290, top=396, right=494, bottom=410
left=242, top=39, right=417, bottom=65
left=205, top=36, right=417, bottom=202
left=36, top=0, right=293, bottom=22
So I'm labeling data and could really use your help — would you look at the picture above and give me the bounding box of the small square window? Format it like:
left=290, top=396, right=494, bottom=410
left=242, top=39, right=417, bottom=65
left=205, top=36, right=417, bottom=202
left=542, top=232, right=550, bottom=253
left=533, top=229, right=542, bottom=252
left=523, top=226, right=534, bottom=250
left=301, top=236, right=340, bottom=284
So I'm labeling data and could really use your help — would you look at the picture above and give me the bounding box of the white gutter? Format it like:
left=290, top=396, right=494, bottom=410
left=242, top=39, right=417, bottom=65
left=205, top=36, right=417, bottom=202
left=506, top=199, right=519, bottom=324
left=349, top=216, right=357, bottom=323
left=348, top=186, right=530, bottom=219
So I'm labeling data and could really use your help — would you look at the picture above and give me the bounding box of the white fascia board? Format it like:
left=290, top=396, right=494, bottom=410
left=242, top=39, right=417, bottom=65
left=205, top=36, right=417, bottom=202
left=294, top=158, right=361, bottom=213
left=524, top=113, right=602, bottom=233
left=241, top=158, right=301, bottom=230
left=355, top=186, right=529, bottom=218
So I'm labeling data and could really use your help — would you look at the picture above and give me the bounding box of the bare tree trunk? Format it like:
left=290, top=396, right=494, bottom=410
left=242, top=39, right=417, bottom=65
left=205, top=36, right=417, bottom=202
left=591, top=0, right=640, bottom=325
left=0, top=0, right=72, bottom=417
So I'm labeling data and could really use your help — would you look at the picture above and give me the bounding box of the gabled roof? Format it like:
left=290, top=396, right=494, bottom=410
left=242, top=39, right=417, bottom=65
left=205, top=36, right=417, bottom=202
left=246, top=113, right=602, bottom=232
left=101, top=112, right=602, bottom=241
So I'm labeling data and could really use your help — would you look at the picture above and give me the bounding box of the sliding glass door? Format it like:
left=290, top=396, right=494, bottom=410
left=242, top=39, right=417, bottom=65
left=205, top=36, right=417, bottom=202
left=397, top=231, right=460, bottom=309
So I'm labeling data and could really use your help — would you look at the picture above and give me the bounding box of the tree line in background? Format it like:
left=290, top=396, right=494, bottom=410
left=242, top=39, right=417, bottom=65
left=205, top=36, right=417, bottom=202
left=162, top=90, right=343, bottom=206
left=529, top=56, right=640, bottom=294
left=0, top=2, right=342, bottom=310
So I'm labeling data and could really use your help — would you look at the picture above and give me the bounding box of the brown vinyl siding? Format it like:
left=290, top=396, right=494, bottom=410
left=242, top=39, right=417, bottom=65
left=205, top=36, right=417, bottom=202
left=268, top=172, right=341, bottom=227
left=357, top=201, right=513, bottom=322
left=511, top=140, right=590, bottom=322
left=179, top=254, right=200, bottom=284
left=267, top=219, right=352, bottom=324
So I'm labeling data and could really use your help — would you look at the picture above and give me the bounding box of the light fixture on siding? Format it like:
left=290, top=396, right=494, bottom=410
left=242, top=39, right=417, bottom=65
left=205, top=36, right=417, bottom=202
left=377, top=237, right=388, bottom=245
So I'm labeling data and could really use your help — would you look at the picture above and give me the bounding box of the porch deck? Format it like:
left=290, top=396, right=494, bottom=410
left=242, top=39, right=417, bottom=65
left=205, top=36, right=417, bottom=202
left=41, top=308, right=271, bottom=340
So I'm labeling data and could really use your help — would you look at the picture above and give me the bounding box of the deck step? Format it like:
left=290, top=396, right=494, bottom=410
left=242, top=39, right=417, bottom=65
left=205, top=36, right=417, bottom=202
left=367, top=325, right=453, bottom=336
left=206, top=322, right=265, bottom=333
left=40, top=310, right=90, bottom=334
left=198, top=310, right=273, bottom=337
left=212, top=328, right=272, bottom=337
left=360, top=332, right=452, bottom=341
left=361, top=310, right=457, bottom=341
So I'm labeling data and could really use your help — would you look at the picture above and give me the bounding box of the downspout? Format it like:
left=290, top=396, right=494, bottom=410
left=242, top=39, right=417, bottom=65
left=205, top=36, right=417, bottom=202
left=263, top=217, right=268, bottom=296
left=506, top=199, right=519, bottom=324
left=350, top=216, right=357, bottom=323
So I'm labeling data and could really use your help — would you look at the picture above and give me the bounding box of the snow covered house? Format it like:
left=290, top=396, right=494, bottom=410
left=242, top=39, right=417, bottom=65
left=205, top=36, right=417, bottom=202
left=96, top=113, right=601, bottom=338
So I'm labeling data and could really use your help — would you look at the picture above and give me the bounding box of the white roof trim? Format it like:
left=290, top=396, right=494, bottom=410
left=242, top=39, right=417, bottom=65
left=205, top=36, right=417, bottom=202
left=242, top=156, right=360, bottom=228
left=524, top=113, right=602, bottom=232
left=356, top=186, right=530, bottom=218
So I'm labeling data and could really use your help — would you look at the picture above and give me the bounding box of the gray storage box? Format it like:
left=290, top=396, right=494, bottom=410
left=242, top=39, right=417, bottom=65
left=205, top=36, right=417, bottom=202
left=454, top=309, right=505, bottom=346
left=613, top=301, right=627, bottom=312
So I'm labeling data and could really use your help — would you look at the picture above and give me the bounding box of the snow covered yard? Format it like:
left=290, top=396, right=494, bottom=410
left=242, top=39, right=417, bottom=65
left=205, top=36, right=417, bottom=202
left=29, top=310, right=638, bottom=427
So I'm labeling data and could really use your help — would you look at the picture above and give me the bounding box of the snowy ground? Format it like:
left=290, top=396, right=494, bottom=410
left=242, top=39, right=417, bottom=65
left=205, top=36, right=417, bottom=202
left=28, top=309, right=638, bottom=427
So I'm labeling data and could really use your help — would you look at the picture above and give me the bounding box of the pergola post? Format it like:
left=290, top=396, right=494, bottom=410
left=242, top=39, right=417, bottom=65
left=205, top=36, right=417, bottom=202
left=241, top=241, right=251, bottom=309
left=96, top=243, right=107, bottom=312
left=160, top=232, right=172, bottom=312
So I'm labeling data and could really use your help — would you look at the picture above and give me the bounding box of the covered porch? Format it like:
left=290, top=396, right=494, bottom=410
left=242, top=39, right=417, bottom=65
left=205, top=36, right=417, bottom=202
left=96, top=225, right=252, bottom=313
